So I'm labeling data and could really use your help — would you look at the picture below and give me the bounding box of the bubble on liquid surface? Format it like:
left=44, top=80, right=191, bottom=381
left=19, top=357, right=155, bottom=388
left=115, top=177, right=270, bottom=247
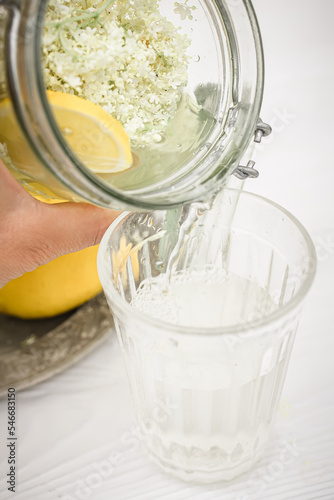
left=62, top=127, right=73, bottom=135
left=155, top=261, right=165, bottom=271
left=131, top=267, right=279, bottom=329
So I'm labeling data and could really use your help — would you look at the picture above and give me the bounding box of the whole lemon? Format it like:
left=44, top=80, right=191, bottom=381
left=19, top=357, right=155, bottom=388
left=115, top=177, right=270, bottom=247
left=0, top=245, right=102, bottom=319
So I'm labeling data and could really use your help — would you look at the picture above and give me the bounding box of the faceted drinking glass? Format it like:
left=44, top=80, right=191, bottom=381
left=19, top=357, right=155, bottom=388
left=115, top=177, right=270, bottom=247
left=97, top=189, right=316, bottom=482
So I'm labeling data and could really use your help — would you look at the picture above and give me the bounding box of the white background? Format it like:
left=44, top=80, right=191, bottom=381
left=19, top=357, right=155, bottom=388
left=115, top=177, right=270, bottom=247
left=1, top=0, right=334, bottom=498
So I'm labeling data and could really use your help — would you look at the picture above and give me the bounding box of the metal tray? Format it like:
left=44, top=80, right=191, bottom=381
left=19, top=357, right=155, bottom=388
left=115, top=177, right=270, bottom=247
left=0, top=293, right=113, bottom=396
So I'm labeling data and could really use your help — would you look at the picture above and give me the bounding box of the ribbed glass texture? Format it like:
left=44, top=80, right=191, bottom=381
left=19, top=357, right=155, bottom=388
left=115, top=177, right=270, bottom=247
left=98, top=190, right=316, bottom=482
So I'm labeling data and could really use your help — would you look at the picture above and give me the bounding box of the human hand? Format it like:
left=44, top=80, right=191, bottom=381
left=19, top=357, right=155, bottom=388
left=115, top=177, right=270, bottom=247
left=0, top=160, right=121, bottom=288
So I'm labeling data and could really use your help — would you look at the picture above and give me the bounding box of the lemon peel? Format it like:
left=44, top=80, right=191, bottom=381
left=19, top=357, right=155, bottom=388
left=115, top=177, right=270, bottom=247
left=0, top=245, right=102, bottom=319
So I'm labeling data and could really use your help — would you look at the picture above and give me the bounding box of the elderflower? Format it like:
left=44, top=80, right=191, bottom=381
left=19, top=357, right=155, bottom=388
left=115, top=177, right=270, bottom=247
left=174, top=1, right=196, bottom=21
left=43, top=0, right=191, bottom=147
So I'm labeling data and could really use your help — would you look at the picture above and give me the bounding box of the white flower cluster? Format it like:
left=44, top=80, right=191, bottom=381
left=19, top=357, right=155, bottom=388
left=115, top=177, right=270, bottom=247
left=43, top=0, right=190, bottom=146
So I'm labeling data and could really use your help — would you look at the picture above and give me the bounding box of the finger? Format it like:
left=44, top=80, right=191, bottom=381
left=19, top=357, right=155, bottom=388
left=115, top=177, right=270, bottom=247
left=33, top=201, right=122, bottom=260
left=0, top=159, right=123, bottom=285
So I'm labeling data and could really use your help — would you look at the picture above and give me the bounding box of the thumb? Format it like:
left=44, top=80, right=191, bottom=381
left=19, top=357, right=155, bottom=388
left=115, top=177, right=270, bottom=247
left=35, top=201, right=122, bottom=257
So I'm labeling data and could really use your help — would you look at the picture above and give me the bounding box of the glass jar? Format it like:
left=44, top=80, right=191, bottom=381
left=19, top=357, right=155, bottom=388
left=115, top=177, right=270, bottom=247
left=0, top=0, right=264, bottom=210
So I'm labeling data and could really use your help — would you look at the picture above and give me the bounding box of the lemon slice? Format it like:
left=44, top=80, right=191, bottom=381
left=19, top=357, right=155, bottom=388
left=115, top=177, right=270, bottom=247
left=0, top=91, right=133, bottom=179
left=47, top=91, right=133, bottom=173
